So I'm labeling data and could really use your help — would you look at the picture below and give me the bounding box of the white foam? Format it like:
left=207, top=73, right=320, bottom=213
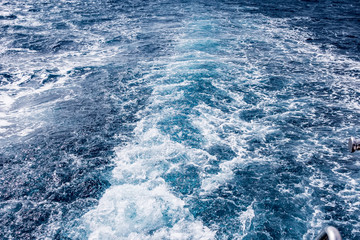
left=85, top=183, right=182, bottom=238
left=79, top=121, right=216, bottom=238
left=83, top=181, right=215, bottom=240
left=0, top=119, right=11, bottom=127
left=235, top=201, right=255, bottom=239
left=0, top=93, right=15, bottom=111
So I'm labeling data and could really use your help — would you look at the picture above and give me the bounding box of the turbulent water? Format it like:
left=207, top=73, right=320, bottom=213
left=1, top=0, right=360, bottom=239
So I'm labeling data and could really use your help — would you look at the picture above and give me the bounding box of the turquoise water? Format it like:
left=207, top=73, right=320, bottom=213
left=1, top=0, right=360, bottom=239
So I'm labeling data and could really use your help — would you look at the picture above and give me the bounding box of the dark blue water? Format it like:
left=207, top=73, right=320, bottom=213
left=1, top=0, right=360, bottom=239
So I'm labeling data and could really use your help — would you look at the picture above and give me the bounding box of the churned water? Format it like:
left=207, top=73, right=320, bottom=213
left=1, top=0, right=360, bottom=239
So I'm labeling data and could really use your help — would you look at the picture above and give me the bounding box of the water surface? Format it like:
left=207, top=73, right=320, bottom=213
left=1, top=0, right=360, bottom=239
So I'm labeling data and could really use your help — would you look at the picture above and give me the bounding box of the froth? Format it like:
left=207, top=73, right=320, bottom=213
left=81, top=123, right=216, bottom=238
left=85, top=183, right=182, bottom=238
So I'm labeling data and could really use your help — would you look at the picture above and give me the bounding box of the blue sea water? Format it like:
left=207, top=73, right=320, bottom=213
left=1, top=0, right=360, bottom=239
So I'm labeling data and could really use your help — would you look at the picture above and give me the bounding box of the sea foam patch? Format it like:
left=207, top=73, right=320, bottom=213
left=85, top=183, right=187, bottom=238
left=81, top=125, right=216, bottom=239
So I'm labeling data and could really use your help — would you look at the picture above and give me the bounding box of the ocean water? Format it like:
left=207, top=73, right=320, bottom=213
left=1, top=0, right=360, bottom=239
